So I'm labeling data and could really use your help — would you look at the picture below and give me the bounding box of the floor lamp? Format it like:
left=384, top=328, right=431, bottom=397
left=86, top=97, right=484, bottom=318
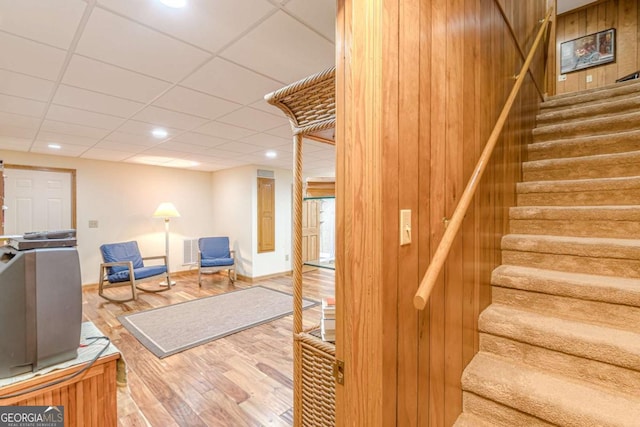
left=153, top=202, right=180, bottom=286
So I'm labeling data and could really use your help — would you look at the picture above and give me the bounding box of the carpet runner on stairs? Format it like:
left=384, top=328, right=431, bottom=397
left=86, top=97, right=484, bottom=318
left=455, top=80, right=640, bottom=426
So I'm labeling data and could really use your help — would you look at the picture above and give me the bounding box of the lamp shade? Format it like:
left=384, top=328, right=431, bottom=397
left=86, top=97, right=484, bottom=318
left=153, top=202, right=181, bottom=219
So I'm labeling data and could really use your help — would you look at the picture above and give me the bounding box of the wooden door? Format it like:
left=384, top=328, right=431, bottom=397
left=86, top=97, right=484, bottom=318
left=302, top=200, right=320, bottom=262
left=4, top=166, right=74, bottom=235
left=257, top=177, right=275, bottom=252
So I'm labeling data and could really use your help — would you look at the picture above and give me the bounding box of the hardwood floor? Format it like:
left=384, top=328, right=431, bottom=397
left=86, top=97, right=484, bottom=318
left=82, top=268, right=335, bottom=427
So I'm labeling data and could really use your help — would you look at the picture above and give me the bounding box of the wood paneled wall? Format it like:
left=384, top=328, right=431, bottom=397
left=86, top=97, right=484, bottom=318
left=335, top=0, right=546, bottom=425
left=555, top=0, right=640, bottom=94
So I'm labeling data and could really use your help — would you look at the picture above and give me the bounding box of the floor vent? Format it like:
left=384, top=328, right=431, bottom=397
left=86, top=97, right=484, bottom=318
left=183, top=238, right=198, bottom=265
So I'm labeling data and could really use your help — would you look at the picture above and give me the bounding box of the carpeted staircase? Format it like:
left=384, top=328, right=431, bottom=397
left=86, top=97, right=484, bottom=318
left=455, top=79, right=640, bottom=426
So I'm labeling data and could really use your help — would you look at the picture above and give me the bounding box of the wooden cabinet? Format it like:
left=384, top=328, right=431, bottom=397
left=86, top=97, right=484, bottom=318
left=0, top=323, right=121, bottom=427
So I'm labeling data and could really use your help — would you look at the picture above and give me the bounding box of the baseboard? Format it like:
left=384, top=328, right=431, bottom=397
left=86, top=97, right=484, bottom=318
left=83, top=269, right=293, bottom=287
left=237, top=271, right=292, bottom=283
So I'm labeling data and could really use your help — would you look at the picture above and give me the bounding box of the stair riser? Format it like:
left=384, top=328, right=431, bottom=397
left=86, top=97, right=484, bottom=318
left=523, top=160, right=640, bottom=181
left=502, top=250, right=640, bottom=278
left=528, top=135, right=640, bottom=161
left=492, top=286, right=640, bottom=331
left=480, top=333, right=640, bottom=397
left=532, top=118, right=640, bottom=143
left=537, top=98, right=640, bottom=126
left=460, top=392, right=555, bottom=427
left=510, top=219, right=640, bottom=239
left=518, top=189, right=640, bottom=206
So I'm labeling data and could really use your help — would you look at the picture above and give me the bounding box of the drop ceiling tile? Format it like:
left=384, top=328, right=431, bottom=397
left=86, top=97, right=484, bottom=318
left=240, top=133, right=290, bottom=148
left=76, top=7, right=210, bottom=82
left=265, top=124, right=294, bottom=139
left=132, top=106, right=208, bottom=130
left=182, top=57, right=283, bottom=105
left=62, top=55, right=172, bottom=103
left=116, top=121, right=181, bottom=139
left=0, top=69, right=55, bottom=102
left=37, top=131, right=99, bottom=147
left=273, top=143, right=293, bottom=153
left=0, top=93, right=46, bottom=118
left=285, top=0, right=336, bottom=42
left=46, top=105, right=125, bottom=130
left=194, top=121, right=256, bottom=140
left=250, top=98, right=284, bottom=115
left=0, top=136, right=31, bottom=151
left=217, top=107, right=287, bottom=132
left=211, top=140, right=264, bottom=154
left=156, top=141, right=212, bottom=155
left=41, top=120, right=110, bottom=139
left=53, top=85, right=145, bottom=118
left=202, top=148, right=247, bottom=160
left=0, top=32, right=66, bottom=81
left=0, top=125, right=37, bottom=140
left=80, top=147, right=132, bottom=161
left=0, top=0, right=87, bottom=49
left=172, top=132, right=230, bottom=148
left=96, top=139, right=149, bottom=152
left=153, top=86, right=240, bottom=120
left=97, top=0, right=275, bottom=53
left=220, top=11, right=334, bottom=83
left=31, top=140, right=88, bottom=156
left=0, top=111, right=41, bottom=130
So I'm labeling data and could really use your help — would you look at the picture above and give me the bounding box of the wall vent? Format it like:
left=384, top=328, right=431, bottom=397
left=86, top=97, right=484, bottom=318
left=257, top=169, right=274, bottom=178
left=183, top=238, right=198, bottom=265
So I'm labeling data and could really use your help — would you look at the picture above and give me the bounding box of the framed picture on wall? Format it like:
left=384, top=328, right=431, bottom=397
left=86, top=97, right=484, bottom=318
left=560, top=28, right=615, bottom=74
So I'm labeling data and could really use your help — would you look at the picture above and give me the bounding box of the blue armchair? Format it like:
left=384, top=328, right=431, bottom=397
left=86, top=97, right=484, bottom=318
left=198, top=237, right=236, bottom=286
left=98, top=241, right=171, bottom=302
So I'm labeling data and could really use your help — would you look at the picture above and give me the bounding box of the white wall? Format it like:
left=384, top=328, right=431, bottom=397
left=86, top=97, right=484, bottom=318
left=210, top=165, right=255, bottom=277
left=211, top=165, right=292, bottom=279
left=0, top=150, right=215, bottom=285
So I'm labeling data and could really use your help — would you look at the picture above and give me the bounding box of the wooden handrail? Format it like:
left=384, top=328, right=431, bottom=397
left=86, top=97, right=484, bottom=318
left=413, top=8, right=553, bottom=310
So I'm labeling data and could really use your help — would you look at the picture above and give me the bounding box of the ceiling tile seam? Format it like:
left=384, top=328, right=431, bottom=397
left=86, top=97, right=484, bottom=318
left=0, top=29, right=68, bottom=53
left=0, top=89, right=53, bottom=105
left=93, top=4, right=213, bottom=56
left=265, top=0, right=334, bottom=44
left=75, top=7, right=288, bottom=159
left=28, top=0, right=98, bottom=152
left=0, top=66, right=56, bottom=84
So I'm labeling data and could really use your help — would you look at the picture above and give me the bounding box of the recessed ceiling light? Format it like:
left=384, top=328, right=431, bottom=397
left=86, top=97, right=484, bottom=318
left=48, top=143, right=61, bottom=149
left=265, top=150, right=277, bottom=159
left=152, top=128, right=168, bottom=139
left=159, top=0, right=187, bottom=8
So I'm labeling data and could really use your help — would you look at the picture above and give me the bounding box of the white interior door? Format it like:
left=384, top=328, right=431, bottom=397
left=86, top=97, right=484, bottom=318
left=4, top=168, right=72, bottom=235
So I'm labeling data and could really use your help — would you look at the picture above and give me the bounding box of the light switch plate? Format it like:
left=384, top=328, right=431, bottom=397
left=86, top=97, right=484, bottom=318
left=400, top=209, right=411, bottom=245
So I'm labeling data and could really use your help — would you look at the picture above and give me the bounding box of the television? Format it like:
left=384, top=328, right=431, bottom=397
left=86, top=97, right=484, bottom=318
left=0, top=244, right=82, bottom=379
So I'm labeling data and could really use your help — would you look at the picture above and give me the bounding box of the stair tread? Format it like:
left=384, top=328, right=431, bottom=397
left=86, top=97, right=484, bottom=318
left=463, top=351, right=640, bottom=426
left=537, top=94, right=640, bottom=123
left=517, top=175, right=640, bottom=193
left=543, top=78, right=640, bottom=103
left=533, top=110, right=640, bottom=134
left=502, top=233, right=640, bottom=259
left=479, top=304, right=640, bottom=370
left=527, top=129, right=640, bottom=160
left=524, top=150, right=640, bottom=171
left=492, top=265, right=640, bottom=307
left=510, top=205, right=640, bottom=220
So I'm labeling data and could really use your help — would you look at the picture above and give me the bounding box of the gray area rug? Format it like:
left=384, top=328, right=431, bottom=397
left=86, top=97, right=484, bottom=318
left=118, top=286, right=316, bottom=358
